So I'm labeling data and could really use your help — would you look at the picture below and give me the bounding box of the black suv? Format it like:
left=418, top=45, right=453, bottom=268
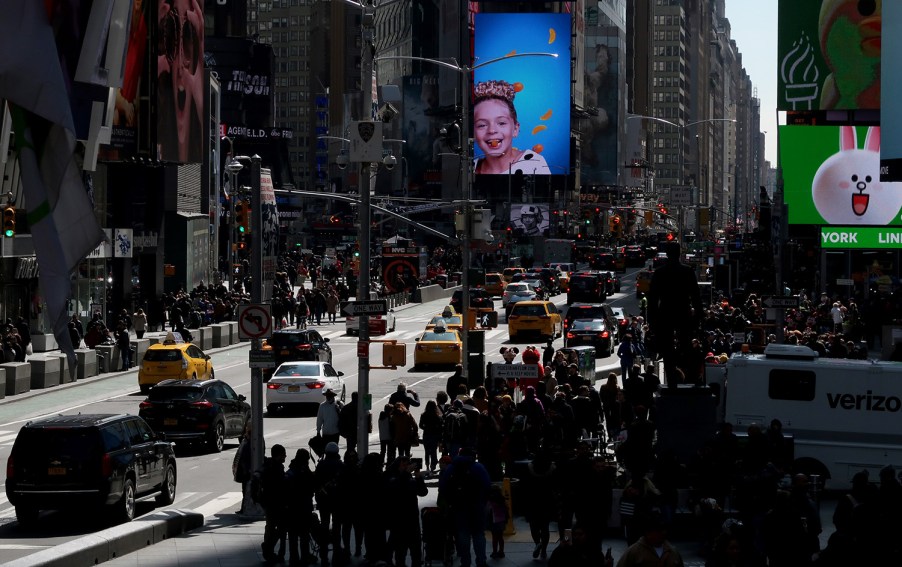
left=450, top=288, right=494, bottom=312
left=567, top=273, right=607, bottom=304
left=6, top=414, right=177, bottom=525
left=139, top=379, right=250, bottom=453
left=564, top=302, right=618, bottom=333
left=264, top=329, right=332, bottom=380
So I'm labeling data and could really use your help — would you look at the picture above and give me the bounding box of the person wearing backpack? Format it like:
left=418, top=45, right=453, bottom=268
left=259, top=444, right=288, bottom=563
left=438, top=448, right=491, bottom=567
left=442, top=399, right=469, bottom=458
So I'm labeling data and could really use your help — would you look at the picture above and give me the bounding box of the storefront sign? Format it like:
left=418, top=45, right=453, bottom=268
left=821, top=227, right=902, bottom=249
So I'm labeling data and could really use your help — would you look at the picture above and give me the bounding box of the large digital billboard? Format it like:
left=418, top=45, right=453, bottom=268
left=509, top=203, right=550, bottom=237
left=780, top=125, right=902, bottom=226
left=156, top=0, right=205, bottom=164
left=473, top=13, right=571, bottom=177
left=777, top=0, right=880, bottom=111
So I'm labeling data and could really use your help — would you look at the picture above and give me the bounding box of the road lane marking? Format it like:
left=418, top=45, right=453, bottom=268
left=192, top=492, right=244, bottom=522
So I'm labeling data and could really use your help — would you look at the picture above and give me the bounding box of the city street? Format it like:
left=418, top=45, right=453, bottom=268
left=0, top=275, right=643, bottom=563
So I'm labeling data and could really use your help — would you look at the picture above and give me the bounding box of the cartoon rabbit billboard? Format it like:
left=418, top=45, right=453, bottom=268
left=781, top=125, right=902, bottom=226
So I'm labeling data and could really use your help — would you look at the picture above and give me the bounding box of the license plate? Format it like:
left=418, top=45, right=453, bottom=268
left=433, top=348, right=443, bottom=353
left=280, top=350, right=290, bottom=355
left=48, top=467, right=66, bottom=476
left=288, top=385, right=300, bottom=392
left=164, top=418, right=178, bottom=426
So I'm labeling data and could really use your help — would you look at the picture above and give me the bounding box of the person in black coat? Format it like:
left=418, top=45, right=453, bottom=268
left=385, top=455, right=429, bottom=567
left=315, top=442, right=345, bottom=565
left=260, top=444, right=288, bottom=563
left=285, top=449, right=316, bottom=565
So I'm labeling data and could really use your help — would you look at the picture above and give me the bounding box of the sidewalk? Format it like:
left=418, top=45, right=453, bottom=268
left=102, top=497, right=650, bottom=567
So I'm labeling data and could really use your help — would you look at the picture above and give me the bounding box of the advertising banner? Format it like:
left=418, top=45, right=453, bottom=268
left=509, top=203, right=550, bottom=237
left=881, top=1, right=902, bottom=181
left=777, top=0, right=880, bottom=111
left=821, top=227, right=902, bottom=249
left=156, top=0, right=205, bottom=163
left=473, top=13, right=571, bottom=177
left=779, top=125, right=902, bottom=226
left=402, top=75, right=442, bottom=198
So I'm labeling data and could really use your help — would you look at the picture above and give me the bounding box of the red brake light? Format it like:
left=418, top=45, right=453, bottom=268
left=191, top=400, right=214, bottom=409
left=599, top=331, right=610, bottom=338
left=450, top=344, right=460, bottom=351
left=566, top=332, right=575, bottom=339
left=7, top=455, right=13, bottom=480
left=306, top=381, right=326, bottom=390
left=295, top=344, right=312, bottom=351
left=267, top=383, right=282, bottom=389
left=101, top=454, right=113, bottom=477
left=139, top=401, right=153, bottom=410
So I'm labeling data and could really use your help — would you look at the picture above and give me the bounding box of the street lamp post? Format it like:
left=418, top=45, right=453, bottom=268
left=225, top=159, right=244, bottom=290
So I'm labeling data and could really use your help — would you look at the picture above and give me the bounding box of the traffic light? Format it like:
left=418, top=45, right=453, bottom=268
left=666, top=232, right=675, bottom=241
left=645, top=210, right=654, bottom=225
left=234, top=200, right=249, bottom=234
left=2, top=205, right=14, bottom=237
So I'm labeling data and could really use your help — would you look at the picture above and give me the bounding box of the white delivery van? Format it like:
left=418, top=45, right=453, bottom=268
left=705, top=343, right=902, bottom=490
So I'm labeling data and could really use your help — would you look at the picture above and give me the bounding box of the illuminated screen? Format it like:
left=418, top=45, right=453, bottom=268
left=473, top=13, right=571, bottom=177
left=777, top=0, right=880, bottom=111
left=780, top=125, right=902, bottom=226
left=156, top=0, right=205, bottom=164
left=508, top=203, right=550, bottom=237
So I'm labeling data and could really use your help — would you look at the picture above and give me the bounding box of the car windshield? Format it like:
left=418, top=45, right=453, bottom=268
left=16, top=427, right=101, bottom=458
left=421, top=331, right=457, bottom=341
left=274, top=365, right=322, bottom=377
left=148, top=387, right=204, bottom=401
left=511, top=304, right=546, bottom=317
left=568, top=307, right=605, bottom=320
left=429, top=316, right=462, bottom=326
left=143, top=349, right=184, bottom=362
left=571, top=319, right=604, bottom=331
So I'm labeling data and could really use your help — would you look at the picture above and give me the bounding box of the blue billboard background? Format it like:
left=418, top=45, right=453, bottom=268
left=473, top=13, right=571, bottom=174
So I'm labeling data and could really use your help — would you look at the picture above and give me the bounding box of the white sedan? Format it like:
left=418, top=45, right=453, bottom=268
left=502, top=282, right=538, bottom=310
left=266, top=361, right=345, bottom=414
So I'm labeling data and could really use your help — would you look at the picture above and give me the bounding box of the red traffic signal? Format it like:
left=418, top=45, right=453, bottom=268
left=666, top=233, right=675, bottom=241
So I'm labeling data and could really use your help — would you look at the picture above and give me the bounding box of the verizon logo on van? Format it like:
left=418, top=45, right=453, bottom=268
left=827, top=391, right=902, bottom=412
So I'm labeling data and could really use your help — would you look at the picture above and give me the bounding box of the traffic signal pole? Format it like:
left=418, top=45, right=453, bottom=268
left=356, top=3, right=375, bottom=461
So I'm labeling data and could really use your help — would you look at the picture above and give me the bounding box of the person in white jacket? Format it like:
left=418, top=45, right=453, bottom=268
left=316, top=388, right=342, bottom=446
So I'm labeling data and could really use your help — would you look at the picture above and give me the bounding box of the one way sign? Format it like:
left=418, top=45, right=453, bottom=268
left=341, top=300, right=388, bottom=317
left=762, top=295, right=799, bottom=309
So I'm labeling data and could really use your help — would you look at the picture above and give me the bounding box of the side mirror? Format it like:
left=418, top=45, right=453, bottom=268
left=338, top=371, right=345, bottom=376
left=324, top=337, right=330, bottom=343
left=238, top=394, right=246, bottom=402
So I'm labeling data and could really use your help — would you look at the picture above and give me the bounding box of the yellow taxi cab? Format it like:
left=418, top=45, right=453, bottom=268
left=557, top=271, right=571, bottom=293
left=425, top=313, right=464, bottom=331
left=502, top=267, right=526, bottom=283
left=138, top=332, right=214, bottom=393
left=507, top=300, right=563, bottom=343
left=413, top=324, right=462, bottom=368
left=484, top=273, right=505, bottom=296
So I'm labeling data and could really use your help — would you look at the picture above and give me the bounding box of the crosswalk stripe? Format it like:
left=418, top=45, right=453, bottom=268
left=0, top=432, right=19, bottom=445
left=191, top=492, right=244, bottom=521
left=263, top=429, right=288, bottom=440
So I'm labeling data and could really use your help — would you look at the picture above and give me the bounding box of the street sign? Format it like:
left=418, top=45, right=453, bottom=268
left=341, top=300, right=388, bottom=317
left=489, top=363, right=539, bottom=380
left=669, top=187, right=691, bottom=206
left=237, top=304, right=273, bottom=339
left=762, top=295, right=799, bottom=309
left=248, top=349, right=276, bottom=369
left=357, top=341, right=369, bottom=358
